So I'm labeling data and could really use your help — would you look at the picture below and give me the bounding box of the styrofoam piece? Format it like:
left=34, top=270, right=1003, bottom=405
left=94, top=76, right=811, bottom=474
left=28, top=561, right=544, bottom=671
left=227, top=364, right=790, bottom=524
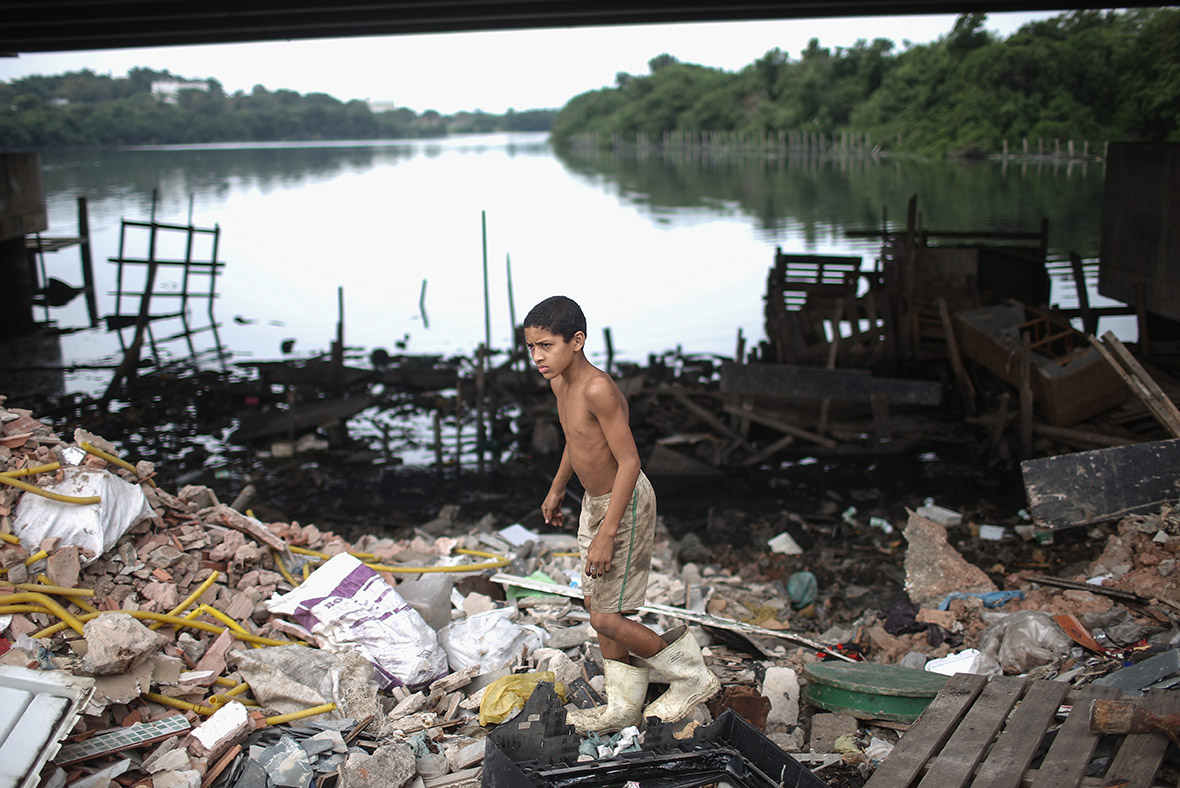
left=767, top=531, right=803, bottom=555
left=978, top=525, right=1006, bottom=541
left=0, top=665, right=94, bottom=788
left=916, top=504, right=963, bottom=527
left=924, top=649, right=981, bottom=676
left=496, top=523, right=540, bottom=547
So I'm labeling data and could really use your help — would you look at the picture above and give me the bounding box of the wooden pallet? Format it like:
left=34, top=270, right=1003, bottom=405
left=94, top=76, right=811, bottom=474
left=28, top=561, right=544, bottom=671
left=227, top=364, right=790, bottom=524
left=864, top=673, right=1180, bottom=788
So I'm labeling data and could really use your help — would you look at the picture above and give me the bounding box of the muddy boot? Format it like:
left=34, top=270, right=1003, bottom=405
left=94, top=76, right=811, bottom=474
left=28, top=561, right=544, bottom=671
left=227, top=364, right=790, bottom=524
left=643, top=626, right=721, bottom=724
left=567, top=658, right=650, bottom=735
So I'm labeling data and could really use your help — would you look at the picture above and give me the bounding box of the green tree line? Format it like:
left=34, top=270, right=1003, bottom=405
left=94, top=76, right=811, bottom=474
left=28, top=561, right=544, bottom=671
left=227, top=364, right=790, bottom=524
left=551, top=9, right=1180, bottom=157
left=0, top=66, right=557, bottom=148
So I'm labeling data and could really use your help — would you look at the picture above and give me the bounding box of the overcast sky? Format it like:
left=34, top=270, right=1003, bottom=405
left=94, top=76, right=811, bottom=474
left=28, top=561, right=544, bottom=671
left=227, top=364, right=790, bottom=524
left=0, top=12, right=1062, bottom=114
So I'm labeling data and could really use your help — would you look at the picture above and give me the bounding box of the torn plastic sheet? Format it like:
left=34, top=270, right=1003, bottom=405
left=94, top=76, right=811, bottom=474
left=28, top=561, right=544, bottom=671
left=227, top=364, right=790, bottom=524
left=13, top=467, right=153, bottom=563
left=265, top=554, right=448, bottom=689
left=437, top=607, right=546, bottom=674
left=229, top=645, right=375, bottom=718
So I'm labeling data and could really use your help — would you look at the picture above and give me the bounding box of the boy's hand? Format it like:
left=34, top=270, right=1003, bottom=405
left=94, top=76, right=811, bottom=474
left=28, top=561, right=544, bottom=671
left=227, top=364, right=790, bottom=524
left=542, top=489, right=566, bottom=527
left=585, top=535, right=613, bottom=578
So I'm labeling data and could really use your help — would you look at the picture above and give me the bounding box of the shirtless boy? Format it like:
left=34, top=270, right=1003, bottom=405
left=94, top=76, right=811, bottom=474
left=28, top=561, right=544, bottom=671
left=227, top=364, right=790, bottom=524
left=522, top=295, right=720, bottom=734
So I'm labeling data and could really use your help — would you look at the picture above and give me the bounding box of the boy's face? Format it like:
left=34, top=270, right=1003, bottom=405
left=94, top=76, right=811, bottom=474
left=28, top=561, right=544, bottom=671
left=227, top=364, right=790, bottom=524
left=524, top=327, right=584, bottom=380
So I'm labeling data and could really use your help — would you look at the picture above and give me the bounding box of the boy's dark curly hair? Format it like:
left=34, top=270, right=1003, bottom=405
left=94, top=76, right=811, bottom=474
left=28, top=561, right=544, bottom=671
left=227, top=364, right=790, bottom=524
left=522, top=296, right=587, bottom=342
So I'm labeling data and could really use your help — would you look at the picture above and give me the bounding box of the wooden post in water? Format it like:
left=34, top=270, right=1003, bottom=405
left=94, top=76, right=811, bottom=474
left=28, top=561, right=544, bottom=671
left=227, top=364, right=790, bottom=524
left=1069, top=252, right=1096, bottom=336
left=433, top=407, right=443, bottom=475
left=478, top=211, right=490, bottom=473
left=76, top=196, right=98, bottom=328
left=506, top=253, right=520, bottom=373
left=604, top=327, right=614, bottom=376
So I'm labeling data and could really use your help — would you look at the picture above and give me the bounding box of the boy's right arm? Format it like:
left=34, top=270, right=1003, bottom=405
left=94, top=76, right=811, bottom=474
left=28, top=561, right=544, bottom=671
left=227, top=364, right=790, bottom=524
left=542, top=446, right=573, bottom=527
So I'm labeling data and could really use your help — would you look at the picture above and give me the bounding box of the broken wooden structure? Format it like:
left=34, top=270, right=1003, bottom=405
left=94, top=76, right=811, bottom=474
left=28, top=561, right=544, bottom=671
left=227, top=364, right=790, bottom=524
left=864, top=673, right=1179, bottom=788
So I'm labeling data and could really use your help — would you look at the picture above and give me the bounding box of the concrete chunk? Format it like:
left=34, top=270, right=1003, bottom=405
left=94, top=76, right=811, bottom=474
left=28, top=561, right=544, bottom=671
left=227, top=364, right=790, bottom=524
left=903, top=509, right=996, bottom=608
left=189, top=700, right=254, bottom=760
left=339, top=741, right=416, bottom=788
left=81, top=612, right=164, bottom=676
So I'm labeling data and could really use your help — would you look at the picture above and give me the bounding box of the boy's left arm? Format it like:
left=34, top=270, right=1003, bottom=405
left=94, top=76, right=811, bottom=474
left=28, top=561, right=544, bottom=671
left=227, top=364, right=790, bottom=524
left=583, top=379, right=641, bottom=576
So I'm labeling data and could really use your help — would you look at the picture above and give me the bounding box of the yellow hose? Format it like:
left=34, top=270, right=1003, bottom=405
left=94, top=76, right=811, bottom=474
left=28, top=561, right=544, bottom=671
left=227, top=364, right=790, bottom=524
left=205, top=682, right=255, bottom=710
left=150, top=570, right=220, bottom=630
left=271, top=549, right=300, bottom=588
left=3, top=580, right=95, bottom=597
left=143, top=691, right=217, bottom=716
left=265, top=703, right=337, bottom=726
left=0, top=533, right=19, bottom=545
left=0, top=592, right=86, bottom=634
left=32, top=575, right=100, bottom=613
left=0, top=604, right=56, bottom=615
left=80, top=441, right=157, bottom=487
left=23, top=550, right=48, bottom=567
left=34, top=610, right=291, bottom=645
left=0, top=463, right=61, bottom=478
left=286, top=545, right=509, bottom=574
left=0, top=475, right=100, bottom=505
left=184, top=604, right=263, bottom=649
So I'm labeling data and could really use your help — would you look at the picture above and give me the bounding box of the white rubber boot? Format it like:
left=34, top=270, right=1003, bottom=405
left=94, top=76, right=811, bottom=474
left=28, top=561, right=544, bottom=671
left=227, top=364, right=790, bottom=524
left=567, top=658, right=650, bottom=735
left=643, top=626, right=721, bottom=724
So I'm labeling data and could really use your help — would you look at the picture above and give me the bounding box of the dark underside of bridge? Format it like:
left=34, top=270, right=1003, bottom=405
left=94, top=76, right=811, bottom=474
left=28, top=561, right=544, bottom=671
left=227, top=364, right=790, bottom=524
left=0, top=0, right=1163, bottom=56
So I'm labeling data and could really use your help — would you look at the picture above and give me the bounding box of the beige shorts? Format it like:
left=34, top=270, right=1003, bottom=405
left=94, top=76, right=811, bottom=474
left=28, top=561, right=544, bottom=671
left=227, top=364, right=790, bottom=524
left=578, top=471, right=656, bottom=614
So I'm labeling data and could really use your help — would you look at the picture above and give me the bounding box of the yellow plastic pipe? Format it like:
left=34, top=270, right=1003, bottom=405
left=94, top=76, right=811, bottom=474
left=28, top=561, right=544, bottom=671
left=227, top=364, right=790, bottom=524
left=0, top=475, right=100, bottom=505
left=34, top=610, right=291, bottom=645
left=80, top=441, right=157, bottom=487
left=23, top=550, right=48, bottom=567
left=0, top=533, right=19, bottom=545
left=270, top=549, right=301, bottom=588
left=1, top=581, right=94, bottom=597
left=143, top=691, right=217, bottom=716
left=0, top=463, right=60, bottom=478
left=0, top=592, right=85, bottom=634
left=184, top=603, right=263, bottom=649
left=264, top=703, right=337, bottom=726
left=150, top=570, right=220, bottom=630
left=285, top=545, right=509, bottom=574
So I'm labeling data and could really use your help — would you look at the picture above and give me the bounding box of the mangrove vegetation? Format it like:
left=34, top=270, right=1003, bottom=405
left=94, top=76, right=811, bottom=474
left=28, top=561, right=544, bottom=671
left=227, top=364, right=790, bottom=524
left=551, top=9, right=1180, bottom=158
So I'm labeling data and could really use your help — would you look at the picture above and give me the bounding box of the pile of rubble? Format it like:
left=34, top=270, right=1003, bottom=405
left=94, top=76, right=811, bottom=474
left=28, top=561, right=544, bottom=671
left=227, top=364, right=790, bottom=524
left=1, top=394, right=1178, bottom=788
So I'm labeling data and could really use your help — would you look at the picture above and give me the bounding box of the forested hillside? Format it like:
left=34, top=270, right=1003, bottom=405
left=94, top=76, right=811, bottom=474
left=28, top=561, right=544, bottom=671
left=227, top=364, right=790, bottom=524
left=0, top=67, right=556, bottom=148
left=3, top=9, right=1177, bottom=155
left=551, top=9, right=1180, bottom=157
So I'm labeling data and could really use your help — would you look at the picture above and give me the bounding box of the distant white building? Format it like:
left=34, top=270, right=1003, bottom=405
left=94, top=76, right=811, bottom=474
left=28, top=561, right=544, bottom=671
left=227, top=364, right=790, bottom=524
left=152, top=80, right=209, bottom=104
left=366, top=99, right=399, bottom=114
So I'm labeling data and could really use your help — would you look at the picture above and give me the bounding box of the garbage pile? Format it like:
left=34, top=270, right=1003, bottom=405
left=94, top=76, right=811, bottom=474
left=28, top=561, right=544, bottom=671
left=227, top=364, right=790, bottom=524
left=2, top=394, right=1179, bottom=788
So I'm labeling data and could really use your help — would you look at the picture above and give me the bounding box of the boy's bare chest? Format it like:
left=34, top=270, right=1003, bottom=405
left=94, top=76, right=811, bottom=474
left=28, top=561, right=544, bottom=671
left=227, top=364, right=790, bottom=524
left=555, top=393, right=601, bottom=439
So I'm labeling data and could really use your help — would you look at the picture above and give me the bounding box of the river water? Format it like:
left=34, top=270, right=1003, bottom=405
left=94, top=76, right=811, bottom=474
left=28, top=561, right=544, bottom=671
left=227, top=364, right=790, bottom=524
left=35, top=132, right=1115, bottom=398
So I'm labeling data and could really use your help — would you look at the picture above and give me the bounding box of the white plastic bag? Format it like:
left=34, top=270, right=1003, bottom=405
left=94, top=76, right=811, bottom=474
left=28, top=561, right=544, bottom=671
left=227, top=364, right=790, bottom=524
left=972, top=610, right=1073, bottom=675
left=266, top=553, right=448, bottom=689
left=437, top=607, right=547, bottom=673
left=14, top=467, right=153, bottom=562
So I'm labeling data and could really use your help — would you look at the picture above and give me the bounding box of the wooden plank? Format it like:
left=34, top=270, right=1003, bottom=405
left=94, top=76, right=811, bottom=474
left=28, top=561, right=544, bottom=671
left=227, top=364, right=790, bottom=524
left=1101, top=689, right=1180, bottom=788
left=719, top=362, right=942, bottom=406
left=1093, top=331, right=1180, bottom=438
left=1031, top=684, right=1122, bottom=788
left=938, top=296, right=977, bottom=416
left=1021, top=438, right=1180, bottom=527
left=863, top=673, right=987, bottom=788
left=871, top=392, right=892, bottom=442
left=915, top=676, right=1027, bottom=788
left=1020, top=332, right=1033, bottom=458
left=668, top=389, right=750, bottom=448
left=1069, top=252, right=1096, bottom=337
left=971, top=680, right=1069, bottom=788
left=721, top=401, right=839, bottom=449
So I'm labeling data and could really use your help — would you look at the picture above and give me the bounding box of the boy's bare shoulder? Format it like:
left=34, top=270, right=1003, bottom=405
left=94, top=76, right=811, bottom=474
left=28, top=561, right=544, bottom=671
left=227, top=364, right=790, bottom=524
left=582, top=368, right=625, bottom=407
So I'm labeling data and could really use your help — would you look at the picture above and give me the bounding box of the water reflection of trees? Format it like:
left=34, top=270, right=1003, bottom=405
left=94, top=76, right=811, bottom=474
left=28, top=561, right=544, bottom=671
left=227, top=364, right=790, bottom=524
left=41, top=145, right=411, bottom=204
left=555, top=148, right=1106, bottom=258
